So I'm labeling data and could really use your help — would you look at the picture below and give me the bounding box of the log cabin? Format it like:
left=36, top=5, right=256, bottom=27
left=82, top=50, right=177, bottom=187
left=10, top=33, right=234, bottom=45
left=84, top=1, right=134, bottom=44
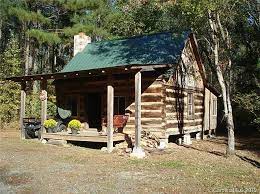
left=7, top=32, right=219, bottom=156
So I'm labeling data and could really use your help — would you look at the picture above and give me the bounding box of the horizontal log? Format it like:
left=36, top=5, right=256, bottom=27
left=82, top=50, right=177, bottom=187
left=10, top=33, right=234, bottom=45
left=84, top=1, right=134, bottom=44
left=196, top=108, right=204, bottom=112
left=125, top=125, right=164, bottom=130
left=195, top=95, right=204, bottom=100
left=184, top=120, right=203, bottom=126
left=165, top=119, right=202, bottom=125
left=165, top=88, right=204, bottom=95
left=140, top=101, right=164, bottom=106
left=183, top=125, right=203, bottom=131
left=165, top=106, right=177, bottom=113
left=142, top=92, right=163, bottom=97
left=165, top=112, right=177, bottom=116
left=125, top=124, right=163, bottom=128
left=166, top=128, right=179, bottom=133
left=128, top=111, right=163, bottom=118
left=164, top=121, right=203, bottom=129
left=166, top=128, right=203, bottom=135
left=164, top=123, right=179, bottom=129
left=165, top=96, right=177, bottom=102
left=144, top=87, right=162, bottom=93
left=129, top=103, right=163, bottom=111
left=141, top=95, right=162, bottom=102
left=164, top=84, right=204, bottom=92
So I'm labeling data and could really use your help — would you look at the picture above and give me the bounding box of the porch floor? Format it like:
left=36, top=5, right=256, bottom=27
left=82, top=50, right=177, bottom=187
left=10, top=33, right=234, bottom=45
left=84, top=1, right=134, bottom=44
left=41, top=131, right=125, bottom=143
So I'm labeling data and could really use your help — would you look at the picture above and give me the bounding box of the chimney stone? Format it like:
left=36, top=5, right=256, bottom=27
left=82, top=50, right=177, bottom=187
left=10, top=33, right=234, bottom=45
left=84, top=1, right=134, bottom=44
left=73, top=32, right=91, bottom=56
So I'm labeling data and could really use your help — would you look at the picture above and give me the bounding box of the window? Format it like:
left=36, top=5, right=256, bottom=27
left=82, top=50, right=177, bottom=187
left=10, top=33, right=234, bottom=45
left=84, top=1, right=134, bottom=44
left=114, top=96, right=126, bottom=115
left=187, top=93, right=194, bottom=118
left=212, top=99, right=217, bottom=116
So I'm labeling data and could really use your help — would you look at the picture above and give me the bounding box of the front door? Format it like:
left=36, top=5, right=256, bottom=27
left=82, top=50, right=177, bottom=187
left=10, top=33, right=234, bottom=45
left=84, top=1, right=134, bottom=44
left=85, top=93, right=102, bottom=129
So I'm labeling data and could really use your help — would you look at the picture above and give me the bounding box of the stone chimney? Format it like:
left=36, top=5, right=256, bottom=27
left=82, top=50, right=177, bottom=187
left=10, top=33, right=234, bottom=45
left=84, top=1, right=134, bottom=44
left=73, top=32, right=91, bottom=56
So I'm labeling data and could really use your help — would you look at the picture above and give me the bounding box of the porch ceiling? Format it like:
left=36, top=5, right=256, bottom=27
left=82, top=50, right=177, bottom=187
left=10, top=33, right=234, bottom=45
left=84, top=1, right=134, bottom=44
left=5, top=66, right=141, bottom=82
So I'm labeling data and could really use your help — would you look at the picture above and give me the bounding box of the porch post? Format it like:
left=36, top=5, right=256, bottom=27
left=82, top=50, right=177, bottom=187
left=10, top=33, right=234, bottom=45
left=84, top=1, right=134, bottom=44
left=107, top=85, right=114, bottom=153
left=40, top=80, right=47, bottom=137
left=131, top=71, right=145, bottom=158
left=20, top=82, right=26, bottom=139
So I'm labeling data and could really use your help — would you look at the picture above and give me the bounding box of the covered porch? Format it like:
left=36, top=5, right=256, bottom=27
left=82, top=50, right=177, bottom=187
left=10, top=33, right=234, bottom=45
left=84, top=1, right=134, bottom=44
left=7, top=66, right=146, bottom=157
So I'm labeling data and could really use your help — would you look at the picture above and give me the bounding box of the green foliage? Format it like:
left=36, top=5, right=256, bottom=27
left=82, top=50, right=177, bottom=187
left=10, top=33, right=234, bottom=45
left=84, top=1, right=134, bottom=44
left=233, top=92, right=260, bottom=131
left=47, top=100, right=57, bottom=118
left=25, top=93, right=57, bottom=119
left=68, top=119, right=81, bottom=130
left=0, top=36, right=21, bottom=77
left=43, top=119, right=57, bottom=128
left=27, top=29, right=61, bottom=45
left=0, top=81, right=20, bottom=126
left=9, top=7, right=50, bottom=24
left=60, top=0, right=101, bottom=11
left=0, top=36, right=21, bottom=126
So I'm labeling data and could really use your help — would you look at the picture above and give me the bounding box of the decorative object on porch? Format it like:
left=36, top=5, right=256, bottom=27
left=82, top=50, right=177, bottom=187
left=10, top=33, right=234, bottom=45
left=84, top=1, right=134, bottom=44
left=56, top=107, right=72, bottom=132
left=43, top=119, right=57, bottom=133
left=102, top=115, right=129, bottom=133
left=68, top=119, right=81, bottom=135
left=23, top=118, right=41, bottom=139
left=57, top=107, right=72, bottom=120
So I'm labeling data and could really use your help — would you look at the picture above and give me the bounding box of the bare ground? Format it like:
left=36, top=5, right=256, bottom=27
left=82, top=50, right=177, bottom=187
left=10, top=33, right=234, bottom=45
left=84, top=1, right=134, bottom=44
left=0, top=130, right=259, bottom=194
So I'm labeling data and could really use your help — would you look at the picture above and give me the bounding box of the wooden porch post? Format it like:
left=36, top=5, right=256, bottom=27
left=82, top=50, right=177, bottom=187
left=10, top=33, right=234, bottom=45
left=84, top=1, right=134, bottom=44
left=107, top=84, right=114, bottom=152
left=40, top=80, right=47, bottom=137
left=130, top=71, right=145, bottom=158
left=20, top=82, right=26, bottom=139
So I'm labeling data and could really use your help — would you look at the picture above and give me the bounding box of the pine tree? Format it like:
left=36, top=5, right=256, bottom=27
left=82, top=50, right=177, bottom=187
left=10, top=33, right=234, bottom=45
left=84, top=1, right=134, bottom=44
left=0, top=36, right=21, bottom=126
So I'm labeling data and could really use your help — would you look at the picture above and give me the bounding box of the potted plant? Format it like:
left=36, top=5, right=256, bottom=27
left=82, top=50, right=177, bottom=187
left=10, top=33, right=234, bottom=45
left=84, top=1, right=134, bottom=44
left=43, top=119, right=57, bottom=133
left=68, top=119, right=81, bottom=135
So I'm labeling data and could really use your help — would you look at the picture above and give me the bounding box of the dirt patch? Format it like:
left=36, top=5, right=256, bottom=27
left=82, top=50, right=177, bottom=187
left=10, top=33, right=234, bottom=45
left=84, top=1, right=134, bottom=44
left=0, top=130, right=259, bottom=193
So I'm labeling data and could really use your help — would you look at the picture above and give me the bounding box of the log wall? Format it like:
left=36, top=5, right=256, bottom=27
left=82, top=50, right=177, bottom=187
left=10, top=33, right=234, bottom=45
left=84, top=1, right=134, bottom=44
left=163, top=83, right=204, bottom=136
left=124, top=78, right=165, bottom=135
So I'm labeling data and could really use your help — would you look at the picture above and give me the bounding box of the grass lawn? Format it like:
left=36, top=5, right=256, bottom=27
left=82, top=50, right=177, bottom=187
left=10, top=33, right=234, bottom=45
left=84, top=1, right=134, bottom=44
left=0, top=130, right=259, bottom=193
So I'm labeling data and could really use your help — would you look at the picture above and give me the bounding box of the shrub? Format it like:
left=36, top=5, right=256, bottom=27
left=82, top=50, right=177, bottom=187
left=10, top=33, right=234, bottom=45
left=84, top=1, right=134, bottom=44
left=43, top=119, right=57, bottom=128
left=68, top=119, right=81, bottom=130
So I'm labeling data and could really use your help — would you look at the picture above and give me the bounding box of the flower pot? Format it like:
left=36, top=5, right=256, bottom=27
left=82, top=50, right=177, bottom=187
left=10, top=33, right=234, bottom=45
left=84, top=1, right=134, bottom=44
left=46, top=127, right=54, bottom=133
left=52, top=126, right=59, bottom=133
left=71, top=128, right=78, bottom=135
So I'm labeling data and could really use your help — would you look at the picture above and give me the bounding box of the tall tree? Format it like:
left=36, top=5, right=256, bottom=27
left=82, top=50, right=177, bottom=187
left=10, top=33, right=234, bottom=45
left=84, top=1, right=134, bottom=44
left=0, top=36, right=21, bottom=126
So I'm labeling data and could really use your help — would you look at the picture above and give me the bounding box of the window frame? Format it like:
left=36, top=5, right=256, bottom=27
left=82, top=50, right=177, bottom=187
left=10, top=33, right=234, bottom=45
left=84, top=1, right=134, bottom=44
left=212, top=98, right=217, bottom=116
left=187, top=92, right=194, bottom=119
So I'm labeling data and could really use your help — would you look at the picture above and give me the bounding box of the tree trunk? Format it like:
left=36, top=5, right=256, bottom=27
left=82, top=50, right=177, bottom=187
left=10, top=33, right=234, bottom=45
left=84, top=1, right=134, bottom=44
left=24, top=26, right=30, bottom=76
left=226, top=85, right=235, bottom=155
left=208, top=11, right=235, bottom=155
left=225, top=29, right=235, bottom=155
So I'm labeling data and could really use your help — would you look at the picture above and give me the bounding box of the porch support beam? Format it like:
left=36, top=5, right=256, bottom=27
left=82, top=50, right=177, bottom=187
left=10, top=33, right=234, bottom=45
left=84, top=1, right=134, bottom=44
left=107, top=84, right=114, bottom=153
left=20, top=82, right=26, bottom=139
left=40, top=80, right=47, bottom=138
left=131, top=71, right=145, bottom=158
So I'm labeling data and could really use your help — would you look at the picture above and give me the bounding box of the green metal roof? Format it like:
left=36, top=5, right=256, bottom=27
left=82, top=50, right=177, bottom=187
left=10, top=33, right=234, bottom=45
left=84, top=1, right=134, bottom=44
left=61, top=32, right=190, bottom=73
